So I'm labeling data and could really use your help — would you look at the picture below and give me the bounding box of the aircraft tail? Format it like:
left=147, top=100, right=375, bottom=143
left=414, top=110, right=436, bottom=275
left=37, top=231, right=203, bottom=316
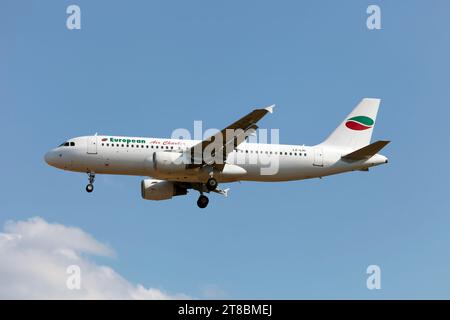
left=320, top=98, right=381, bottom=150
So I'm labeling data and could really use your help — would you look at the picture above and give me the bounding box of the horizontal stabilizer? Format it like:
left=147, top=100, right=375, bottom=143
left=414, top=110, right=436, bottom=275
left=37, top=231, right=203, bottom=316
left=342, top=140, right=390, bottom=161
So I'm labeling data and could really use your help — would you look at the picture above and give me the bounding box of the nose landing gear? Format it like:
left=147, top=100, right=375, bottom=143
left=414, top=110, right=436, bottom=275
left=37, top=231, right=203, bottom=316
left=86, top=172, right=95, bottom=193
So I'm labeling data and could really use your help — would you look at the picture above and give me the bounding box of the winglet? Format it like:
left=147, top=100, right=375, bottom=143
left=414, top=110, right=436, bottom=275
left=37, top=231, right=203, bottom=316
left=265, top=104, right=275, bottom=114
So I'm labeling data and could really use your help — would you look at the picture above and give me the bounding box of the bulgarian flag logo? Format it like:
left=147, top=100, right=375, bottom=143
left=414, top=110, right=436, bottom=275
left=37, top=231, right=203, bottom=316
left=345, top=116, right=374, bottom=131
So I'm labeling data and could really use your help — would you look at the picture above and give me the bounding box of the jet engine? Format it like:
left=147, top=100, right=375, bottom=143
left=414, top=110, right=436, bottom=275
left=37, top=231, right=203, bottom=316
left=141, top=179, right=187, bottom=200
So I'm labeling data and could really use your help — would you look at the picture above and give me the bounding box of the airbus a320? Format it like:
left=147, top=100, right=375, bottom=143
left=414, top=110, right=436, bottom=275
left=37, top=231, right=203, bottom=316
left=45, top=98, right=389, bottom=208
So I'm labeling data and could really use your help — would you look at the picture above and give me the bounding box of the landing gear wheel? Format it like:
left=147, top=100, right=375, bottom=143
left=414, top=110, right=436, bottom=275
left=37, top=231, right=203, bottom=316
left=197, top=195, right=209, bottom=208
left=86, top=184, right=94, bottom=193
left=86, top=172, right=95, bottom=193
left=206, top=178, right=218, bottom=191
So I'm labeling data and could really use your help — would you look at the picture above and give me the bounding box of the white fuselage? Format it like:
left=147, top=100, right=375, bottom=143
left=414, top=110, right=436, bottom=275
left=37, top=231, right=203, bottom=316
left=44, top=135, right=388, bottom=183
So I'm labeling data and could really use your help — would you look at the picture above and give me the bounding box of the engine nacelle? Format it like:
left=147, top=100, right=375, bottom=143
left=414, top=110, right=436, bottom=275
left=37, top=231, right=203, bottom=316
left=141, top=179, right=187, bottom=201
left=146, top=152, right=186, bottom=174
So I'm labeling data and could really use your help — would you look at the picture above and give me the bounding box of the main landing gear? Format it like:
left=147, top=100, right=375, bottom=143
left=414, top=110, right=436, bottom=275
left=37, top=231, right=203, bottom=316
left=197, top=194, right=209, bottom=209
left=86, top=172, right=95, bottom=193
left=205, top=177, right=218, bottom=191
left=196, top=178, right=220, bottom=208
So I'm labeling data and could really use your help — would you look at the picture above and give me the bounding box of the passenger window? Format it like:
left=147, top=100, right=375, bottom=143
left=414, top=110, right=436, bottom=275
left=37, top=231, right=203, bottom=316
left=122, top=144, right=124, bottom=147
left=106, top=144, right=109, bottom=147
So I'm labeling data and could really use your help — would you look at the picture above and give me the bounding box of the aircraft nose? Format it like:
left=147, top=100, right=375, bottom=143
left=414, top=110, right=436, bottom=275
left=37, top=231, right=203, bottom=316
left=44, top=150, right=58, bottom=167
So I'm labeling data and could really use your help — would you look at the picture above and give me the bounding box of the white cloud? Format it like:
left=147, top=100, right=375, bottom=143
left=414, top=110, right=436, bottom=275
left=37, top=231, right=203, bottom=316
left=0, top=217, right=189, bottom=299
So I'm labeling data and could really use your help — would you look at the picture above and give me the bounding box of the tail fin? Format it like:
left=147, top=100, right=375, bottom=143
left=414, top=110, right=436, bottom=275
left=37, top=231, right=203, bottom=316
left=320, top=98, right=380, bottom=150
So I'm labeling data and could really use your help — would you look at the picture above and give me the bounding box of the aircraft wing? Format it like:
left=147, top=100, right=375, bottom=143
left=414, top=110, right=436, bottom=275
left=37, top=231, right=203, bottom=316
left=188, top=105, right=275, bottom=167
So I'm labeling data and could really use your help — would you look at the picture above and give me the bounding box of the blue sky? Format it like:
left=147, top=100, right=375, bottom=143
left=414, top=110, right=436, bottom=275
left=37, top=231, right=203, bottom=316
left=1, top=0, right=450, bottom=299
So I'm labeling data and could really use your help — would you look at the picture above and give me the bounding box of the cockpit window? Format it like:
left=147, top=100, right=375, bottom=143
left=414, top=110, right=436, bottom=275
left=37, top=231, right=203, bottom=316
left=58, top=141, right=75, bottom=147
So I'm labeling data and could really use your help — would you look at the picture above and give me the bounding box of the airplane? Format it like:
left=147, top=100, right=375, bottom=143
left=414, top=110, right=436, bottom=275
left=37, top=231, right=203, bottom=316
left=44, top=98, right=389, bottom=208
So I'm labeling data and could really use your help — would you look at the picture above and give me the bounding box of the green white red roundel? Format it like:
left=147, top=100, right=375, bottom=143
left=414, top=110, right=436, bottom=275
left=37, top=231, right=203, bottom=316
left=345, top=116, right=374, bottom=131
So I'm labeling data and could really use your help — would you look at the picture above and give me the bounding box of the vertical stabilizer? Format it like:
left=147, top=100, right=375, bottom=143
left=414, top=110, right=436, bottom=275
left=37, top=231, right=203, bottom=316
left=320, top=98, right=380, bottom=150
